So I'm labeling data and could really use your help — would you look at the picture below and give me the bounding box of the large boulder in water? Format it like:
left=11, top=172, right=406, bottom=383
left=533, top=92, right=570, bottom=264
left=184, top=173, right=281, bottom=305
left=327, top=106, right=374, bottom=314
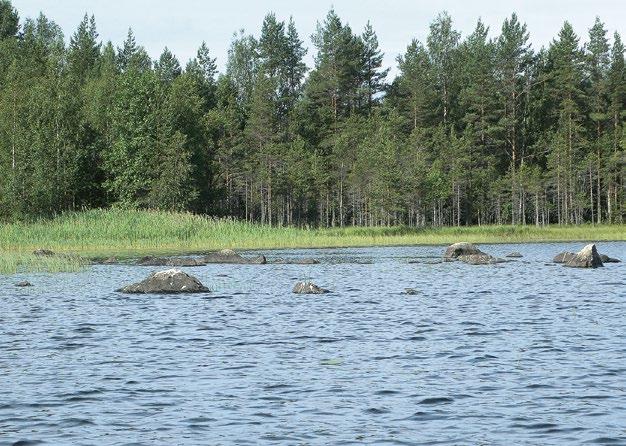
left=553, top=252, right=576, bottom=263
left=444, top=242, right=484, bottom=260
left=293, top=281, right=329, bottom=294
left=203, top=249, right=266, bottom=264
left=117, top=269, right=210, bottom=294
left=563, top=244, right=604, bottom=268
left=457, top=253, right=506, bottom=265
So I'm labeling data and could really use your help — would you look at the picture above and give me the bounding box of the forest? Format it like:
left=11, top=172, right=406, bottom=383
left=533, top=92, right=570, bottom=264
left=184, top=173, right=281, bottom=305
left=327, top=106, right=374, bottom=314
left=0, top=0, right=624, bottom=227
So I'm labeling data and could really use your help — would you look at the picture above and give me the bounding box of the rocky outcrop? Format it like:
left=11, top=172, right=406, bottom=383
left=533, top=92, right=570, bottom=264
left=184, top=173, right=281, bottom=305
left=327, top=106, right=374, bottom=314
left=505, top=252, right=523, bottom=258
left=563, top=244, right=604, bottom=268
left=457, top=253, right=506, bottom=265
left=443, top=242, right=504, bottom=265
left=136, top=256, right=205, bottom=267
left=553, top=252, right=576, bottom=263
left=293, top=281, right=329, bottom=294
left=203, top=249, right=266, bottom=264
left=600, top=254, right=621, bottom=263
left=117, top=269, right=210, bottom=294
left=444, top=242, right=484, bottom=259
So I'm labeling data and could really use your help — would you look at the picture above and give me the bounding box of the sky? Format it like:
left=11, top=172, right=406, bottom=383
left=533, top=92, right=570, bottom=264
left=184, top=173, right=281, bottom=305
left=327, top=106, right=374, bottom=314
left=11, top=0, right=626, bottom=79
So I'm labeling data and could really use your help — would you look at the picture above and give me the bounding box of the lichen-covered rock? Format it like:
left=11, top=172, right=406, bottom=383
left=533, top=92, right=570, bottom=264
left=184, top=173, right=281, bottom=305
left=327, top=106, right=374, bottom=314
left=553, top=252, right=576, bottom=263
left=292, top=281, right=329, bottom=294
left=444, top=242, right=484, bottom=259
left=505, top=252, right=523, bottom=258
left=457, top=253, right=505, bottom=265
left=600, top=254, right=621, bottom=263
left=203, top=249, right=266, bottom=264
left=564, top=244, right=604, bottom=268
left=117, top=269, right=210, bottom=294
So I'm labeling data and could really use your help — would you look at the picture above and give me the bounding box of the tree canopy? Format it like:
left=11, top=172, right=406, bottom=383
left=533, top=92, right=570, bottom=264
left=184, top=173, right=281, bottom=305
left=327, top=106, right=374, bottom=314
left=0, top=2, right=624, bottom=226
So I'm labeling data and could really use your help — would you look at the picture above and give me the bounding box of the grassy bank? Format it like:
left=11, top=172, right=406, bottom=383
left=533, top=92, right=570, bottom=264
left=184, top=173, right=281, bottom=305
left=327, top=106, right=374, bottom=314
left=0, top=209, right=624, bottom=271
left=0, top=253, right=88, bottom=275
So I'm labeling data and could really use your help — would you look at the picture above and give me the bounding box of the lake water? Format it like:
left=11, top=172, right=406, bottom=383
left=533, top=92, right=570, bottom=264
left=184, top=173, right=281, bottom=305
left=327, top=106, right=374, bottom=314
left=1, top=242, right=625, bottom=445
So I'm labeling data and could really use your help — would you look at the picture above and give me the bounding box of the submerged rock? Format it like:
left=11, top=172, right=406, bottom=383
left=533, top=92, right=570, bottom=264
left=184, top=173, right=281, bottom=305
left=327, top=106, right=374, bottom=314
left=444, top=242, right=484, bottom=259
left=16, top=281, right=33, bottom=287
left=553, top=252, right=576, bottom=263
left=293, top=281, right=329, bottom=294
left=136, top=256, right=205, bottom=267
left=117, top=269, right=210, bottom=294
left=403, top=288, right=419, bottom=295
left=505, top=252, right=523, bottom=258
left=272, top=258, right=320, bottom=265
left=203, top=249, right=266, bottom=264
left=33, top=249, right=55, bottom=257
left=600, top=254, right=621, bottom=263
left=457, top=253, right=505, bottom=265
left=564, top=244, right=604, bottom=268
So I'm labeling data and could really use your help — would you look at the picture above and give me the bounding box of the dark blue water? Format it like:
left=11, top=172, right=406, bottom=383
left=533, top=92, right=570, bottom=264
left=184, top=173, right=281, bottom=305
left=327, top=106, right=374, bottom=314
left=1, top=242, right=625, bottom=445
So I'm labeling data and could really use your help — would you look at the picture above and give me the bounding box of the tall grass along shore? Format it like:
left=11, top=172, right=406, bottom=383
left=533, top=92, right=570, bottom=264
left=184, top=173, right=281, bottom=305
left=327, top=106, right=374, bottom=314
left=1, top=209, right=624, bottom=272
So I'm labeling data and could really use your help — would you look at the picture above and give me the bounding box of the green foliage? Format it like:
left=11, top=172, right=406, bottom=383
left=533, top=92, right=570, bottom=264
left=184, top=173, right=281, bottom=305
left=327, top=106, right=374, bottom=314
left=0, top=1, right=623, bottom=227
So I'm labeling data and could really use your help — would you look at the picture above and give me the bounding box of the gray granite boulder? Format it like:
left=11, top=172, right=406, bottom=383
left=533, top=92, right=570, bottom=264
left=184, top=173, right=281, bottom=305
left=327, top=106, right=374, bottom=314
left=563, top=244, right=604, bottom=268
left=118, top=269, right=210, bottom=294
left=293, top=281, right=329, bottom=294
left=444, top=242, right=484, bottom=259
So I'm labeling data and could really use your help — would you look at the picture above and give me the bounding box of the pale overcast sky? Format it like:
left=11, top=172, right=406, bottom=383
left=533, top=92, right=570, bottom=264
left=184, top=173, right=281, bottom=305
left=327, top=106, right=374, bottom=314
left=11, top=0, right=626, bottom=79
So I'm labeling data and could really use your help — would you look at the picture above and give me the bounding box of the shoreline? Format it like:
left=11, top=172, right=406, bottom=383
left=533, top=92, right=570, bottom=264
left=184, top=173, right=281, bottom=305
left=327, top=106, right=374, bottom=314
left=0, top=210, right=624, bottom=272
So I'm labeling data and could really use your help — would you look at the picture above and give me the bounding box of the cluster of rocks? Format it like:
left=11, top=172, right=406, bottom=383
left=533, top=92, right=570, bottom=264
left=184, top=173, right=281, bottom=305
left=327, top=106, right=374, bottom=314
left=442, top=241, right=619, bottom=269
left=132, top=250, right=324, bottom=267
left=135, top=249, right=267, bottom=267
left=28, top=244, right=620, bottom=295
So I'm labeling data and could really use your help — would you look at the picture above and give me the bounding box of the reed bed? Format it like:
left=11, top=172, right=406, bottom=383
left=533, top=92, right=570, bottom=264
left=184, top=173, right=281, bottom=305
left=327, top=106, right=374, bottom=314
left=0, top=252, right=88, bottom=274
left=0, top=209, right=623, bottom=266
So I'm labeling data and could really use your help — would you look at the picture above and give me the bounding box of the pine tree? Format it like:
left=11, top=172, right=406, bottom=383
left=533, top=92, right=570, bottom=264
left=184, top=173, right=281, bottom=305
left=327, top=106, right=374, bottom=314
left=68, top=14, right=100, bottom=81
left=586, top=17, right=610, bottom=222
left=360, top=21, right=389, bottom=112
left=427, top=12, right=460, bottom=125
left=155, top=47, right=181, bottom=84
left=495, top=13, right=533, bottom=224
left=0, top=0, right=18, bottom=39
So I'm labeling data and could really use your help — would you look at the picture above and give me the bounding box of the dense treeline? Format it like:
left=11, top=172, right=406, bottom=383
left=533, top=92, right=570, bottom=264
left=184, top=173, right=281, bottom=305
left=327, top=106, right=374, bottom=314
left=0, top=1, right=624, bottom=226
